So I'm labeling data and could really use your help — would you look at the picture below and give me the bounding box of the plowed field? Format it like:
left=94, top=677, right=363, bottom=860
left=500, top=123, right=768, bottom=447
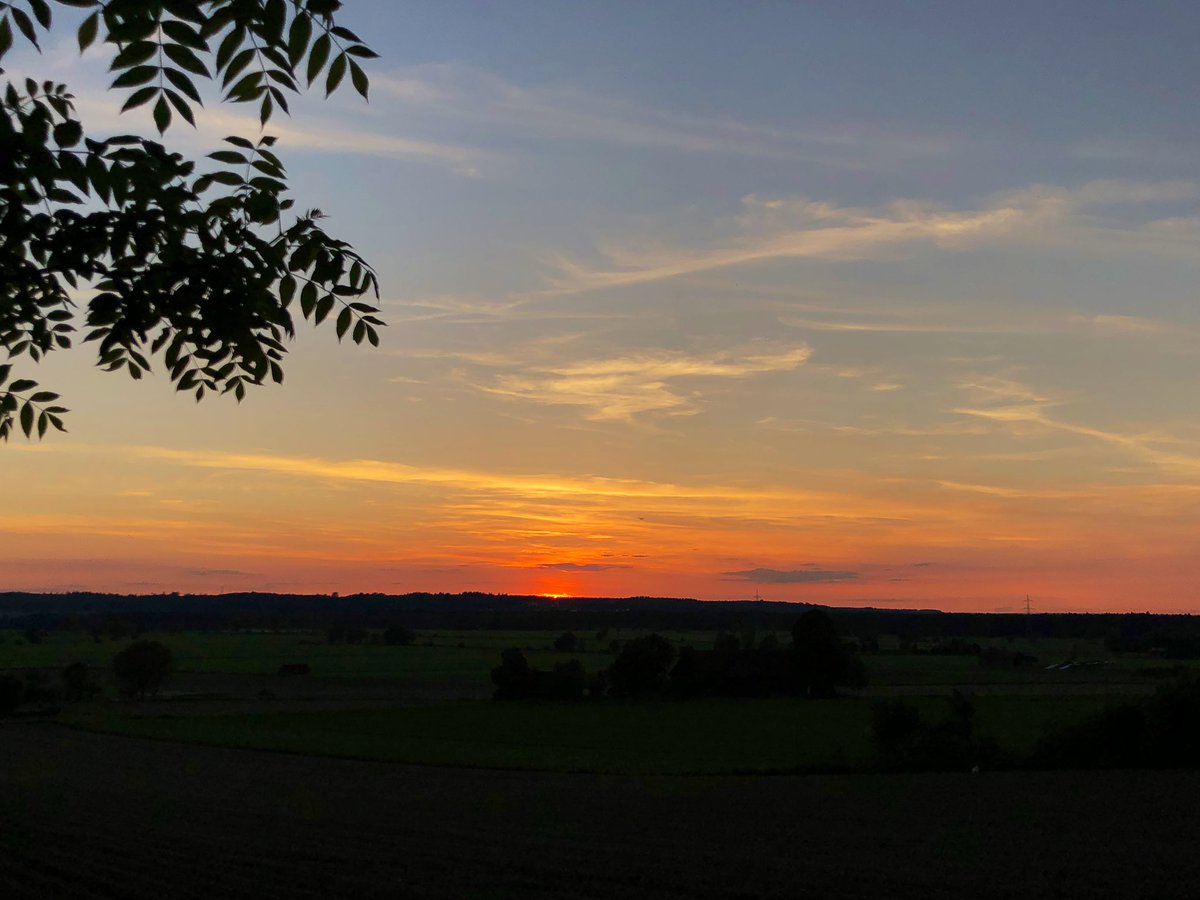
left=3, top=723, right=1200, bottom=898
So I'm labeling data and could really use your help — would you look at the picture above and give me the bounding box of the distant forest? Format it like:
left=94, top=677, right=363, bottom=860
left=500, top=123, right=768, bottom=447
left=2, top=591, right=1199, bottom=655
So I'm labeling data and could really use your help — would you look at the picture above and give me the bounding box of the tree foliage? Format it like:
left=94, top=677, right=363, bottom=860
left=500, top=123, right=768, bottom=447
left=112, top=638, right=173, bottom=697
left=791, top=609, right=866, bottom=698
left=0, top=0, right=383, bottom=440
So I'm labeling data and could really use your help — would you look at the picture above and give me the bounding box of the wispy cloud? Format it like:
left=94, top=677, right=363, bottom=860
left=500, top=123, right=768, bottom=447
left=542, top=180, right=1200, bottom=296
left=952, top=375, right=1200, bottom=477
left=67, top=92, right=482, bottom=174
left=533, top=562, right=632, bottom=572
left=722, top=567, right=860, bottom=584
left=476, top=345, right=811, bottom=421
left=374, top=63, right=954, bottom=167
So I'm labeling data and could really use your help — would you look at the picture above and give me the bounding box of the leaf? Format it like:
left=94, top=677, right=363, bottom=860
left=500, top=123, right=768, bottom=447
left=164, top=67, right=202, bottom=102
left=345, top=44, right=380, bottom=60
left=208, top=149, right=247, bottom=165
left=287, top=12, right=312, bottom=67
left=160, top=20, right=205, bottom=50
left=215, top=26, right=244, bottom=72
left=314, top=294, right=334, bottom=326
left=164, top=88, right=196, bottom=126
left=120, top=85, right=158, bottom=113
left=28, top=391, right=59, bottom=403
left=153, top=94, right=171, bottom=133
left=29, top=0, right=51, bottom=29
left=77, top=11, right=99, bottom=51
left=222, top=47, right=256, bottom=88
left=300, top=282, right=317, bottom=317
left=110, top=40, right=158, bottom=70
left=349, top=58, right=368, bottom=100
left=335, top=306, right=351, bottom=340
left=325, top=52, right=346, bottom=97
left=19, top=402, right=34, bottom=438
left=163, top=42, right=209, bottom=77
left=11, top=7, right=39, bottom=50
left=263, top=0, right=286, bottom=43
left=9, top=379, right=37, bottom=392
left=0, top=17, right=15, bottom=59
left=306, top=33, right=330, bottom=85
left=111, top=65, right=158, bottom=89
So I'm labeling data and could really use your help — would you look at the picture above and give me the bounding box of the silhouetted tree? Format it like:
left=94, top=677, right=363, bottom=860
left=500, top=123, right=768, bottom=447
left=608, top=633, right=675, bottom=697
left=0, top=673, right=23, bottom=714
left=669, top=645, right=702, bottom=698
left=871, top=699, right=923, bottom=757
left=545, top=659, right=587, bottom=700
left=383, top=625, right=415, bottom=646
left=587, top=669, right=610, bottom=699
left=553, top=631, right=579, bottom=652
left=791, top=610, right=866, bottom=697
left=871, top=692, right=999, bottom=771
left=492, top=647, right=536, bottom=700
left=712, top=632, right=740, bottom=654
left=60, top=661, right=98, bottom=701
left=112, top=640, right=173, bottom=698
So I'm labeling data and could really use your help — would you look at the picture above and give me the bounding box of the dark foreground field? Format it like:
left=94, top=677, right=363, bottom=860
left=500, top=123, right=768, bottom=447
left=4, top=724, right=1200, bottom=899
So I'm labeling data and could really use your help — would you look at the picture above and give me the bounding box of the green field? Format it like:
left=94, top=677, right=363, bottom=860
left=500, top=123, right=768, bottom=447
left=3, top=627, right=1175, bottom=775
left=63, top=694, right=1109, bottom=774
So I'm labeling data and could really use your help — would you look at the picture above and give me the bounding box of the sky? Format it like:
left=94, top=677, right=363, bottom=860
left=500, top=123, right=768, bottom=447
left=5, top=1, right=1200, bottom=611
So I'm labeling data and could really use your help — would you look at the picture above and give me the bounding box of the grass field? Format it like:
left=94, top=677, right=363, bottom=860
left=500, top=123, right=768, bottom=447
left=1, top=627, right=1175, bottom=775
left=63, top=693, right=1110, bottom=774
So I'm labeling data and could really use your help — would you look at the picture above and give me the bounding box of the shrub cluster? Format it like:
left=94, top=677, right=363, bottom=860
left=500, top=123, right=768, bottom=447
left=491, top=649, right=588, bottom=701
left=871, top=692, right=1004, bottom=771
left=491, top=610, right=867, bottom=701
left=1030, top=675, right=1200, bottom=769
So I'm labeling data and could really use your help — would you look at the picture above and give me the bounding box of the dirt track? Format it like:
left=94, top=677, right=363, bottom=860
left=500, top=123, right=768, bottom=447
left=3, top=723, right=1199, bottom=898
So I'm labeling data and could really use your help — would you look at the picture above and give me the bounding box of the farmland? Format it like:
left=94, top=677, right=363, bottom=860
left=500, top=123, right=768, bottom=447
left=4, top=609, right=1200, bottom=898
left=0, top=625, right=1183, bottom=773
left=4, top=724, right=1200, bottom=899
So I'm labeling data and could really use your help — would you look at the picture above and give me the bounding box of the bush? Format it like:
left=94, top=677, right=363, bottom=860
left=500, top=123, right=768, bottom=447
left=60, top=662, right=99, bottom=702
left=544, top=660, right=587, bottom=700
left=112, top=640, right=173, bottom=698
left=383, top=626, right=416, bottom=646
left=792, top=610, right=867, bottom=697
left=0, top=674, right=24, bottom=714
left=608, top=634, right=675, bottom=697
left=491, top=649, right=587, bottom=701
left=871, top=693, right=1001, bottom=771
left=553, top=631, right=579, bottom=652
left=492, top=648, right=536, bottom=700
left=1032, top=675, right=1200, bottom=769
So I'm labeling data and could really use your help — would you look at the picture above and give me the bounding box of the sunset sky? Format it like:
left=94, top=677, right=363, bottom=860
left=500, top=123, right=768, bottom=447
left=5, top=1, right=1200, bottom=611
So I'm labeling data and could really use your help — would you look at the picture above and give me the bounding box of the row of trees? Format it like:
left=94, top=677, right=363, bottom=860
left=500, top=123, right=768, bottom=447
left=492, top=610, right=867, bottom=701
left=0, top=638, right=173, bottom=713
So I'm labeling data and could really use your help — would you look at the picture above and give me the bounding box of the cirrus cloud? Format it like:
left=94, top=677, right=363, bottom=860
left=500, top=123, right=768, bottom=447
left=722, top=567, right=860, bottom=584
